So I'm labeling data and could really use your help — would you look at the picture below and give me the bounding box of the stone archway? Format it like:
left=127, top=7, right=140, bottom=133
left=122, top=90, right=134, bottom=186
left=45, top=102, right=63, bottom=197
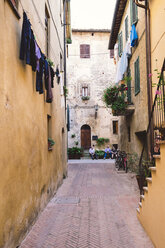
left=81, top=125, right=91, bottom=149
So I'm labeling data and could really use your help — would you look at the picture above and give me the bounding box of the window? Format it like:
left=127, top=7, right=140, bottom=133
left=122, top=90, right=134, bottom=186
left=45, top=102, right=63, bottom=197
left=134, top=57, right=140, bottom=95
left=128, top=126, right=131, bottom=142
left=82, top=87, right=88, bottom=97
left=110, top=49, right=114, bottom=58
left=45, top=6, right=50, bottom=57
left=113, top=121, right=118, bottom=134
left=47, top=115, right=52, bottom=139
left=127, top=68, right=132, bottom=104
left=130, top=0, right=138, bottom=25
left=80, top=44, right=90, bottom=58
left=118, top=32, right=123, bottom=57
left=125, top=16, right=129, bottom=41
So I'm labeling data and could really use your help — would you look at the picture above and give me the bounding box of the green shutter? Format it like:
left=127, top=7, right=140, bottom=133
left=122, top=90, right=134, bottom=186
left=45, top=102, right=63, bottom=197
left=118, top=32, right=123, bottom=57
left=118, top=33, right=121, bottom=56
left=134, top=57, right=140, bottom=95
left=127, top=68, right=131, bottom=103
left=120, top=31, right=123, bottom=54
left=130, top=0, right=138, bottom=25
left=130, top=0, right=133, bottom=26
left=125, top=16, right=128, bottom=41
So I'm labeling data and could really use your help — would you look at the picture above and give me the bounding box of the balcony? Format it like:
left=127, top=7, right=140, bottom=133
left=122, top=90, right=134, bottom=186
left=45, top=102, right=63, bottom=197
left=112, top=104, right=135, bottom=116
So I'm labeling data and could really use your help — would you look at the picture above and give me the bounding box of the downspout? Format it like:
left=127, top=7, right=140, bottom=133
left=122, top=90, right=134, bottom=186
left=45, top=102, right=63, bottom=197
left=63, top=0, right=67, bottom=110
left=63, top=0, right=68, bottom=163
left=134, top=0, right=153, bottom=158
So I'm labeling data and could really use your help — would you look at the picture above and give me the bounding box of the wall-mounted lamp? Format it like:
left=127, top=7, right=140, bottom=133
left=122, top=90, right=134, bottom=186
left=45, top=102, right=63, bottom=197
left=94, top=104, right=99, bottom=119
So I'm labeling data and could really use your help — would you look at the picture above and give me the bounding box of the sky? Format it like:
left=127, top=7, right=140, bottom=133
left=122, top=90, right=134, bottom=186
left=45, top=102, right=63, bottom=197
left=71, top=0, right=116, bottom=30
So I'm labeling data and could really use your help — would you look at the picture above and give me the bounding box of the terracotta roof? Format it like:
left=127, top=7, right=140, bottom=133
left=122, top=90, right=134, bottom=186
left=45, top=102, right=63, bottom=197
left=108, top=0, right=127, bottom=49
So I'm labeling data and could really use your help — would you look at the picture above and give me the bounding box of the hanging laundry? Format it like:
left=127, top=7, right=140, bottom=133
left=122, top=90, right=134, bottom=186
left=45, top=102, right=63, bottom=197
left=36, top=53, right=45, bottom=94
left=44, top=59, right=49, bottom=90
left=20, top=12, right=32, bottom=65
left=34, top=41, right=41, bottom=72
left=125, top=37, right=132, bottom=58
left=50, top=66, right=55, bottom=88
left=55, top=67, right=60, bottom=84
left=130, top=24, right=138, bottom=47
left=46, top=65, right=53, bottom=103
left=30, top=30, right=37, bottom=71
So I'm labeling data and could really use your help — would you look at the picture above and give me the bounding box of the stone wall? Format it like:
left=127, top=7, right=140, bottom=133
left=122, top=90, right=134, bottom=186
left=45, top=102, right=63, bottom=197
left=67, top=30, right=119, bottom=150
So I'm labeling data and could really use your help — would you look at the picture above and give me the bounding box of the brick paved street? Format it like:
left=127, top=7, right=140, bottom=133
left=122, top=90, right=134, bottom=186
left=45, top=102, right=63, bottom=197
left=20, top=160, right=154, bottom=248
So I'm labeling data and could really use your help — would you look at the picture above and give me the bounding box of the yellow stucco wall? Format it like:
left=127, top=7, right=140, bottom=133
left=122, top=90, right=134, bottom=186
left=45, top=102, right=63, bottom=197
left=150, top=0, right=165, bottom=92
left=137, top=1, right=165, bottom=247
left=117, top=1, right=148, bottom=156
left=0, top=1, right=67, bottom=247
left=138, top=143, right=165, bottom=248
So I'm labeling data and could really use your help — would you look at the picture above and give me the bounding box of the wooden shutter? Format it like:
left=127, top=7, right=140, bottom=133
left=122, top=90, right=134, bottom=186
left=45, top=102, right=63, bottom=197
left=125, top=16, right=128, bottom=41
left=85, top=45, right=90, bottom=58
left=80, top=44, right=90, bottom=58
left=127, top=68, right=131, bottom=104
left=130, top=0, right=138, bottom=25
left=134, top=57, right=140, bottom=95
left=118, top=32, right=123, bottom=57
left=110, top=49, right=114, bottom=58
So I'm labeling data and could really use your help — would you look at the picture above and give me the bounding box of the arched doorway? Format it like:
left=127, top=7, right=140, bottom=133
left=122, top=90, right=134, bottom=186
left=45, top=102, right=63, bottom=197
left=81, top=125, right=91, bottom=149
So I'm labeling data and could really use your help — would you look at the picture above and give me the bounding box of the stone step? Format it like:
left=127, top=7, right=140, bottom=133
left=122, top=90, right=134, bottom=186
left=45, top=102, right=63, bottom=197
left=140, top=195, right=145, bottom=200
left=153, top=154, right=161, bottom=159
left=149, top=167, right=157, bottom=172
left=146, top=177, right=152, bottom=183
left=143, top=186, right=148, bottom=192
left=136, top=207, right=140, bottom=213
left=139, top=202, right=142, bottom=208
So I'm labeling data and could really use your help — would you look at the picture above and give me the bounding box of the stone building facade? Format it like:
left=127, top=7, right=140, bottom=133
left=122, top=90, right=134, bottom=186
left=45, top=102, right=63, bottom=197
left=0, top=1, right=68, bottom=247
left=67, top=29, right=119, bottom=150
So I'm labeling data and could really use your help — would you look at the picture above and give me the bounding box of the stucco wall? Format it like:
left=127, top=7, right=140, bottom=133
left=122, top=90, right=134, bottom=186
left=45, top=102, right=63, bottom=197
left=67, top=31, right=119, bottom=149
left=116, top=2, right=148, bottom=156
left=150, top=0, right=165, bottom=89
left=0, top=1, right=67, bottom=247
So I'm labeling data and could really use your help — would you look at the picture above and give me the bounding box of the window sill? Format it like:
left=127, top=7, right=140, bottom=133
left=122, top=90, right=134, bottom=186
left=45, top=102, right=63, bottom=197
left=7, top=0, right=21, bottom=19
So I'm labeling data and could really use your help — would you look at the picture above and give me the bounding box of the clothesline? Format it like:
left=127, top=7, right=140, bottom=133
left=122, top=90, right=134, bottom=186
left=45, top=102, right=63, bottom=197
left=19, top=11, right=62, bottom=103
left=19, top=0, right=62, bottom=66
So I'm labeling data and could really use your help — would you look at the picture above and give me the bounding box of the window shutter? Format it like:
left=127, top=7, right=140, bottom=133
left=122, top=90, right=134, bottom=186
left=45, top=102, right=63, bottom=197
left=125, top=16, right=128, bottom=41
left=134, top=57, right=140, bottom=95
left=118, top=34, right=121, bottom=56
left=127, top=68, right=131, bottom=104
left=85, top=45, right=90, bottom=58
left=110, top=49, right=114, bottom=58
left=118, top=32, right=123, bottom=56
left=80, top=44, right=90, bottom=58
left=130, top=0, right=138, bottom=25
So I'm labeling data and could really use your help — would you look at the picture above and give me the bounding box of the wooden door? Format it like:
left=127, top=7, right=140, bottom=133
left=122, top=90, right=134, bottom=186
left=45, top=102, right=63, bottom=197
left=81, top=125, right=91, bottom=149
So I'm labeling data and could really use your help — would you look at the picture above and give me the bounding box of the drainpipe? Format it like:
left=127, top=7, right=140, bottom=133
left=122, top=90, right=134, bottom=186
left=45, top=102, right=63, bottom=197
left=63, top=0, right=68, bottom=163
left=63, top=0, right=67, bottom=110
left=134, top=0, right=153, bottom=158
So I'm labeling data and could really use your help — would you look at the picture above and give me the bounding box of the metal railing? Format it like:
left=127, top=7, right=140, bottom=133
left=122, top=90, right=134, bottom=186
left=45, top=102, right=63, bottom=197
left=138, top=60, right=165, bottom=194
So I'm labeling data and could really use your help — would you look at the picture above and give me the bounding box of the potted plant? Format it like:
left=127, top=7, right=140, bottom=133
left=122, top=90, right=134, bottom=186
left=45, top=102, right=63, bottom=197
left=48, top=138, right=55, bottom=151
left=103, top=84, right=128, bottom=115
left=82, top=96, right=90, bottom=101
left=68, top=147, right=83, bottom=159
left=95, top=150, right=105, bottom=159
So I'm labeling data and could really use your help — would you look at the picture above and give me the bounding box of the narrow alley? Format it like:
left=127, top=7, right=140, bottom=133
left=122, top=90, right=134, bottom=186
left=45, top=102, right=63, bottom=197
left=20, top=160, right=153, bottom=248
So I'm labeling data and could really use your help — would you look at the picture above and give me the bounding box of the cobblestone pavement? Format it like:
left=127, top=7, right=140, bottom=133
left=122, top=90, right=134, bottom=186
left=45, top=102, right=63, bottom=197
left=20, top=161, right=154, bottom=248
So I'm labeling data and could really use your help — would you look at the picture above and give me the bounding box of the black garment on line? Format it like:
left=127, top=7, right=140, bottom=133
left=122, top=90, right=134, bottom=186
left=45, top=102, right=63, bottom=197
left=20, top=11, right=32, bottom=65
